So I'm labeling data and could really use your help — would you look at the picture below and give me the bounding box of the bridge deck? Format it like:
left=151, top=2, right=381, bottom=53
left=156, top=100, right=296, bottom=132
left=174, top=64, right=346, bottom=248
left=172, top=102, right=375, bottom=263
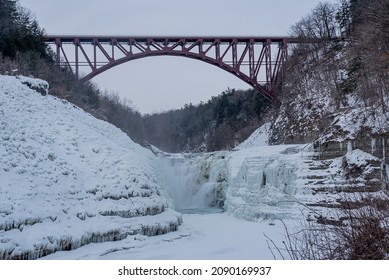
left=44, top=35, right=300, bottom=44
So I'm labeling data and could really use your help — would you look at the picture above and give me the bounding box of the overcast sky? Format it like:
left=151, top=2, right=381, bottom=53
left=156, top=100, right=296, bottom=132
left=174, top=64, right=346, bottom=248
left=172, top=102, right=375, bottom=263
left=19, top=0, right=339, bottom=114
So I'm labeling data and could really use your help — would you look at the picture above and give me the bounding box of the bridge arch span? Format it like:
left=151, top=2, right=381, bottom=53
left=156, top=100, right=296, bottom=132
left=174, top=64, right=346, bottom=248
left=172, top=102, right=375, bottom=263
left=84, top=51, right=261, bottom=96
left=45, top=36, right=292, bottom=105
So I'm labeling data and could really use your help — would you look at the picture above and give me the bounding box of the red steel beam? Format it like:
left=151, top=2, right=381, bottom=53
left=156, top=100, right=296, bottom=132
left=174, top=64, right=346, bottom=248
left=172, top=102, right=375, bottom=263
left=44, top=35, right=298, bottom=105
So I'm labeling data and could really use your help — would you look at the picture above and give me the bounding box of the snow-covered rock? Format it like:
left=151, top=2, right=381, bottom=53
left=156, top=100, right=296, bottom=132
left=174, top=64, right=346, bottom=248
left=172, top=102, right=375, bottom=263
left=0, top=75, right=182, bottom=259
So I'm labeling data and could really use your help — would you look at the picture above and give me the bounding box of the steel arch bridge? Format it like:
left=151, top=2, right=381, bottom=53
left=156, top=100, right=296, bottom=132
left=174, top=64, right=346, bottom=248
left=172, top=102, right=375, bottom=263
left=44, top=35, right=297, bottom=105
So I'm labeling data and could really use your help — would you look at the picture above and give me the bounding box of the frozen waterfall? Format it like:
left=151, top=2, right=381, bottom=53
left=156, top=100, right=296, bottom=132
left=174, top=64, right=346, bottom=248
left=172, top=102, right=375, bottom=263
left=157, top=145, right=304, bottom=220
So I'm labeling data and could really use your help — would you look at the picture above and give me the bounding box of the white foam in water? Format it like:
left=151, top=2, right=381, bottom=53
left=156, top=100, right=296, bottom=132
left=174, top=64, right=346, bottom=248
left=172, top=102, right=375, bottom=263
left=192, top=182, right=217, bottom=208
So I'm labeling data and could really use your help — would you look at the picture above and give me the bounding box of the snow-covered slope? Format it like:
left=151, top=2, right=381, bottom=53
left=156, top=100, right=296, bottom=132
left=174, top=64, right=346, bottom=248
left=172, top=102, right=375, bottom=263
left=0, top=75, right=182, bottom=260
left=235, top=123, right=270, bottom=149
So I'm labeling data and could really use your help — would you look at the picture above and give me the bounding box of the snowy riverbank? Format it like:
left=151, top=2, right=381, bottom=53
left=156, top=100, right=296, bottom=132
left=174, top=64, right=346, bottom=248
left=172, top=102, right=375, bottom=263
left=40, top=212, right=290, bottom=260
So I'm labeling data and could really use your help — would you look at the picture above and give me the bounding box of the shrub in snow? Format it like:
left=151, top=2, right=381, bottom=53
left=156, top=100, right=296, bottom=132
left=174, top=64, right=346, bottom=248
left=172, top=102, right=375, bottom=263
left=278, top=192, right=389, bottom=260
left=16, top=75, right=49, bottom=96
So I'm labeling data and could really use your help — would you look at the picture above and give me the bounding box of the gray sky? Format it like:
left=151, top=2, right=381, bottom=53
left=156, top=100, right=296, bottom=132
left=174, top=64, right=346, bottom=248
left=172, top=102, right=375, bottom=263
left=19, top=0, right=338, bottom=114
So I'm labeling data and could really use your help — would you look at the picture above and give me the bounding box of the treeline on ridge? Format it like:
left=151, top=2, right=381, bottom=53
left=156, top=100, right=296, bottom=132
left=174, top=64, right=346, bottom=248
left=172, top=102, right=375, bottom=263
left=142, top=89, right=269, bottom=152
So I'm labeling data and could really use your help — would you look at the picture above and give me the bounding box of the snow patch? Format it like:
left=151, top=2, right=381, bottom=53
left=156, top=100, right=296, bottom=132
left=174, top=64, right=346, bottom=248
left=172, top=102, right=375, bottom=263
left=236, top=123, right=270, bottom=149
left=345, top=149, right=378, bottom=167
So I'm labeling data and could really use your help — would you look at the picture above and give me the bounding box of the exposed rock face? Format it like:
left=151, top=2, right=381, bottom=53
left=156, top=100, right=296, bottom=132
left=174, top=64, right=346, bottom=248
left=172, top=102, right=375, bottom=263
left=268, top=81, right=389, bottom=190
left=270, top=125, right=388, bottom=211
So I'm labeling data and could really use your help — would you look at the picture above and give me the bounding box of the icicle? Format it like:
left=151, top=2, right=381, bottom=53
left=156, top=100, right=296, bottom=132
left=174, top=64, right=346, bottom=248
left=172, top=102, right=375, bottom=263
left=371, top=138, right=376, bottom=155
left=347, top=141, right=353, bottom=153
left=382, top=137, right=388, bottom=188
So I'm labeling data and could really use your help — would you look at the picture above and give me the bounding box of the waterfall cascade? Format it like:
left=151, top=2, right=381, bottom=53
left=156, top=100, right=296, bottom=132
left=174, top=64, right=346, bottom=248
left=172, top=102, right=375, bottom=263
left=158, top=152, right=228, bottom=212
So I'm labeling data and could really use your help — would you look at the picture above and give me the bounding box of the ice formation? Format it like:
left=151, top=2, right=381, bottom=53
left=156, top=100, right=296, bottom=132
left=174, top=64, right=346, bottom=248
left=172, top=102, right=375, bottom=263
left=158, top=145, right=310, bottom=221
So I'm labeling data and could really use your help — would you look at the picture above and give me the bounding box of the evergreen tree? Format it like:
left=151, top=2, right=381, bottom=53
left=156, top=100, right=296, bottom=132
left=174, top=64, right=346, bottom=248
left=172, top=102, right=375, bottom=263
left=0, top=0, right=18, bottom=57
left=0, top=0, right=48, bottom=59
